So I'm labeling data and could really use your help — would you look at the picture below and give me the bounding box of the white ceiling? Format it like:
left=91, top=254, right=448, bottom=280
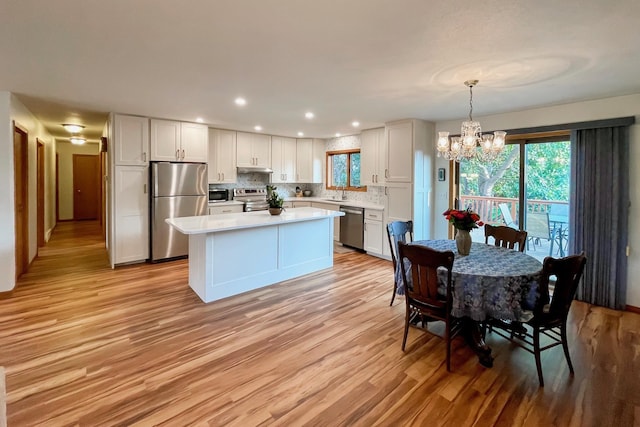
left=1, top=0, right=639, bottom=143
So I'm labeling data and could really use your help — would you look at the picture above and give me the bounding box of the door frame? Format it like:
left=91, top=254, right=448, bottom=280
left=37, top=139, right=45, bottom=249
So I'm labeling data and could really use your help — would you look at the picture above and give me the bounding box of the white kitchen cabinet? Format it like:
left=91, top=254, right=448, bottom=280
left=385, top=120, right=414, bottom=183
left=208, top=129, right=237, bottom=184
left=360, top=128, right=385, bottom=186
left=114, top=165, right=149, bottom=264
left=382, top=183, right=413, bottom=258
left=364, top=209, right=384, bottom=255
left=151, top=119, right=208, bottom=162
left=113, top=114, right=149, bottom=166
left=296, top=138, right=324, bottom=183
left=180, top=122, right=209, bottom=162
left=208, top=204, right=243, bottom=215
left=236, top=132, right=271, bottom=168
left=271, top=136, right=297, bottom=183
left=312, top=202, right=340, bottom=241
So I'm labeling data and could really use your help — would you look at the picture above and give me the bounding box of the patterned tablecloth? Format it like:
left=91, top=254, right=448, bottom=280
left=396, top=240, right=543, bottom=322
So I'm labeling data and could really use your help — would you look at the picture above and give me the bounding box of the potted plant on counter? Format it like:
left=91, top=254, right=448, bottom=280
left=267, top=190, right=285, bottom=215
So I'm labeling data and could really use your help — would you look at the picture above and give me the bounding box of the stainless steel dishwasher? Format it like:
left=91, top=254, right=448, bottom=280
left=339, top=206, right=364, bottom=250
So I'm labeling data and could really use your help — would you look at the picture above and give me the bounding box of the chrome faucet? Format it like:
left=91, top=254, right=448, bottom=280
left=341, top=185, right=347, bottom=200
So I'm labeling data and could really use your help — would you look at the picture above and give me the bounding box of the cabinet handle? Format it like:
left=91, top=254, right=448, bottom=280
left=176, top=149, right=180, bottom=160
left=385, top=169, right=389, bottom=178
left=221, top=172, right=225, bottom=181
left=182, top=149, right=185, bottom=159
left=143, top=184, right=147, bottom=194
left=143, top=152, right=147, bottom=162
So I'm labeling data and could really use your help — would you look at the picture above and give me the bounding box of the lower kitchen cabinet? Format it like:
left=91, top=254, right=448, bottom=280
left=208, top=205, right=244, bottom=215
left=364, top=209, right=384, bottom=255
left=312, top=202, right=340, bottom=241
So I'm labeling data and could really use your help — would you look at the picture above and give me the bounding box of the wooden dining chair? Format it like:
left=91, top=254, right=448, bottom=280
left=386, top=220, right=413, bottom=306
left=397, top=242, right=463, bottom=371
left=484, top=224, right=528, bottom=252
left=486, top=252, right=587, bottom=386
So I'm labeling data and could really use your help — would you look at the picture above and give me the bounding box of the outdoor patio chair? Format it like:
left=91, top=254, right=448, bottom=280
left=498, top=203, right=517, bottom=229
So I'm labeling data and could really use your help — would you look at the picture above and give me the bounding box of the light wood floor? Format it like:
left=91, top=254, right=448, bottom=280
left=1, top=221, right=639, bottom=426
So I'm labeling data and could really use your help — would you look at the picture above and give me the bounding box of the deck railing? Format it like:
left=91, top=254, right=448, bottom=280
left=458, top=196, right=568, bottom=226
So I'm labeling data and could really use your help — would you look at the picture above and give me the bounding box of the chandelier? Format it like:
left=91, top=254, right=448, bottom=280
left=437, top=80, right=506, bottom=162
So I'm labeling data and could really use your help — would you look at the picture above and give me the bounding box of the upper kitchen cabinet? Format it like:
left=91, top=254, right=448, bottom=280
left=208, top=128, right=237, bottom=184
left=360, top=128, right=385, bottom=186
left=113, top=114, right=149, bottom=166
left=271, top=136, right=296, bottom=183
left=296, top=138, right=324, bottom=183
left=236, top=131, right=271, bottom=168
left=385, top=120, right=416, bottom=183
left=150, top=119, right=208, bottom=163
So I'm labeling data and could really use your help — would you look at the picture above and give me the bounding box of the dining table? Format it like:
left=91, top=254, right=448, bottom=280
left=397, top=239, right=543, bottom=367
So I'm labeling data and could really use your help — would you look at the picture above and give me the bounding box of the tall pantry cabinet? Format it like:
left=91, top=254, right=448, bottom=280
left=109, top=113, right=150, bottom=267
left=382, top=119, right=434, bottom=257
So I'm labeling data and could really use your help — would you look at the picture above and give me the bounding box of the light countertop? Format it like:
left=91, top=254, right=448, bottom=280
left=283, top=196, right=384, bottom=211
left=166, top=207, right=345, bottom=234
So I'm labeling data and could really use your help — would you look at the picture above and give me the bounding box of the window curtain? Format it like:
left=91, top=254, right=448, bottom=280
left=570, top=126, right=629, bottom=310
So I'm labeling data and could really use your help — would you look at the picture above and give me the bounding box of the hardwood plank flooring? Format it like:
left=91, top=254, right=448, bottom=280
left=1, top=221, right=639, bottom=426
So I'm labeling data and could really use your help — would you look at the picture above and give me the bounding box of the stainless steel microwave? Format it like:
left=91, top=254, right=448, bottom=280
left=208, top=187, right=229, bottom=203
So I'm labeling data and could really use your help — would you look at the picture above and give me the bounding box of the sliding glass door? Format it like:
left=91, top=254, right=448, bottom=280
left=457, top=135, right=571, bottom=261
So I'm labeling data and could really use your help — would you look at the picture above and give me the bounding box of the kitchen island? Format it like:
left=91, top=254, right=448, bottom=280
left=166, top=207, right=345, bottom=303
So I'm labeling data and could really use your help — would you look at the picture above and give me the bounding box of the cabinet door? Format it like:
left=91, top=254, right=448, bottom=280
left=252, top=133, right=272, bottom=168
left=364, top=219, right=383, bottom=255
left=208, top=129, right=237, bottom=183
left=181, top=122, right=208, bottom=163
left=360, top=129, right=377, bottom=186
left=236, top=132, right=254, bottom=167
left=114, top=166, right=149, bottom=263
left=312, top=139, right=325, bottom=184
left=271, top=136, right=295, bottom=183
left=150, top=119, right=181, bottom=161
left=312, top=202, right=340, bottom=241
left=296, top=138, right=313, bottom=182
left=114, top=115, right=149, bottom=166
left=386, top=121, right=413, bottom=182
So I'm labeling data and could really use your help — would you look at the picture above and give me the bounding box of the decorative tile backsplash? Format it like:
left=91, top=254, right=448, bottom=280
left=210, top=133, right=384, bottom=205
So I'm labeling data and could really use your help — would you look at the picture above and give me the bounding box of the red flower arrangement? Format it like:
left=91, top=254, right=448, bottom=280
left=443, top=208, right=484, bottom=231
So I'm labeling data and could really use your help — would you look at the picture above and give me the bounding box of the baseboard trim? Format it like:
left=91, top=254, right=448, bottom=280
left=626, top=305, right=640, bottom=314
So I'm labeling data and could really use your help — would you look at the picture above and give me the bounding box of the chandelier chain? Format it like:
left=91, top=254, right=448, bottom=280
left=468, top=84, right=474, bottom=121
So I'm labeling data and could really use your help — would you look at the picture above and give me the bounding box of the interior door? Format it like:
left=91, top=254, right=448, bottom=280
left=14, top=125, right=29, bottom=279
left=73, top=154, right=100, bottom=220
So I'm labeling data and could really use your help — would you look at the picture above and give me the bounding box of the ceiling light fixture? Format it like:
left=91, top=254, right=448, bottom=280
left=70, top=136, right=86, bottom=145
left=297, top=132, right=304, bottom=137
left=351, top=121, right=360, bottom=128
left=254, top=125, right=262, bottom=131
left=436, top=80, right=506, bottom=162
left=335, top=133, right=341, bottom=137
left=305, top=112, right=314, bottom=119
left=196, top=117, right=204, bottom=123
left=235, top=97, right=247, bottom=106
left=62, top=124, right=84, bottom=133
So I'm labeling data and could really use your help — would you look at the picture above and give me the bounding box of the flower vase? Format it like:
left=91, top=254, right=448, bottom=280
left=455, top=229, right=472, bottom=255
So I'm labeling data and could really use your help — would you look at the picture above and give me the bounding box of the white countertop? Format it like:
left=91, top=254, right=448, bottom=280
left=166, top=207, right=345, bottom=234
left=284, top=196, right=384, bottom=211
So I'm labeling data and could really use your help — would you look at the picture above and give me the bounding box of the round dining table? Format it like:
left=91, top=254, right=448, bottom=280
left=407, top=239, right=543, bottom=367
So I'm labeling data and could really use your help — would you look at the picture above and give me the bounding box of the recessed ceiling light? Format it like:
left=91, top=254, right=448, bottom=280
left=352, top=121, right=360, bottom=128
left=254, top=125, right=262, bottom=131
left=297, top=132, right=304, bottom=137
left=305, top=112, right=314, bottom=119
left=235, top=97, right=247, bottom=106
left=70, top=136, right=86, bottom=145
left=62, top=124, right=84, bottom=133
left=335, top=133, right=341, bottom=137
left=196, top=117, right=204, bottom=123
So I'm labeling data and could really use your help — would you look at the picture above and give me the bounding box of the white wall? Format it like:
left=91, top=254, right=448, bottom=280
left=433, top=93, right=640, bottom=307
left=0, top=92, right=57, bottom=292
left=56, top=141, right=100, bottom=220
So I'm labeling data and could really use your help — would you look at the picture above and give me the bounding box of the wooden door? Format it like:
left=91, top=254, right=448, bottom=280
left=37, top=140, right=45, bottom=249
left=73, top=154, right=100, bottom=220
left=13, top=124, right=29, bottom=279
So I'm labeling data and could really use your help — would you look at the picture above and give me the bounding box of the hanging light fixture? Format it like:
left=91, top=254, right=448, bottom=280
left=437, top=80, right=506, bottom=162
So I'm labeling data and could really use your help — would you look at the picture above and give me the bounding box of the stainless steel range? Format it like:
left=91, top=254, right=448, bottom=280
left=233, top=188, right=269, bottom=212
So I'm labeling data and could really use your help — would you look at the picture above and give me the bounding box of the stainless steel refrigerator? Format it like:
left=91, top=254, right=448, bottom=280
left=150, top=162, right=208, bottom=262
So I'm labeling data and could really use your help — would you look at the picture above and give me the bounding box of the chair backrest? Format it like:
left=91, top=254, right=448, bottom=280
left=537, top=252, right=587, bottom=318
left=526, top=212, right=551, bottom=240
left=499, top=203, right=517, bottom=228
left=397, top=242, right=454, bottom=311
left=484, top=224, right=528, bottom=252
left=387, top=221, right=413, bottom=270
